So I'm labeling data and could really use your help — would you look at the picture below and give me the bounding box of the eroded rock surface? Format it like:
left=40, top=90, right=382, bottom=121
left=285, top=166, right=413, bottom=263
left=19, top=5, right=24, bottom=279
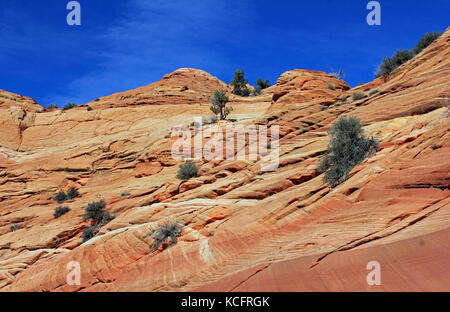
left=0, top=29, right=449, bottom=292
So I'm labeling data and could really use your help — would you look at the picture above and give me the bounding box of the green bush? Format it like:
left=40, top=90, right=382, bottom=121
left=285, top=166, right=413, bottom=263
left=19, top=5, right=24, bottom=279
left=328, top=82, right=336, bottom=90
left=82, top=225, right=100, bottom=243
left=54, top=206, right=71, bottom=218
left=87, top=106, right=93, bottom=111
left=54, top=191, right=68, bottom=204
left=368, top=89, right=379, bottom=96
left=63, top=103, right=78, bottom=110
left=256, top=78, right=270, bottom=90
left=210, top=89, right=232, bottom=120
left=352, top=92, right=366, bottom=101
left=151, top=221, right=183, bottom=251
left=231, top=70, right=250, bottom=96
left=318, top=116, right=378, bottom=186
left=176, top=161, right=199, bottom=180
left=48, top=103, right=58, bottom=109
left=10, top=224, right=23, bottom=232
left=375, top=49, right=413, bottom=78
left=83, top=199, right=114, bottom=224
left=252, top=87, right=262, bottom=96
left=67, top=187, right=79, bottom=200
left=413, top=32, right=443, bottom=55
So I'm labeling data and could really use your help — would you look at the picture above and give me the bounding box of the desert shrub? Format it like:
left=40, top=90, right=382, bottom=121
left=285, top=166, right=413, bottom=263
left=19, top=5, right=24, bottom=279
left=54, top=206, right=71, bottom=218
left=230, top=70, right=250, bottom=96
left=368, top=89, right=379, bottom=96
left=330, top=68, right=345, bottom=80
left=48, top=103, right=58, bottom=109
left=151, top=221, right=183, bottom=251
left=10, top=224, right=23, bottom=232
left=256, top=78, right=271, bottom=90
left=36, top=109, right=45, bottom=113
left=210, top=89, right=232, bottom=120
left=318, top=116, right=378, bottom=186
left=67, top=187, right=79, bottom=200
left=375, top=49, right=413, bottom=78
left=82, top=225, right=100, bottom=243
left=328, top=82, right=336, bottom=90
left=431, top=144, right=441, bottom=150
left=83, top=199, right=114, bottom=225
left=63, top=103, right=78, bottom=110
left=321, top=105, right=329, bottom=111
left=54, top=191, right=68, bottom=204
left=413, top=32, right=443, bottom=55
left=176, top=161, right=199, bottom=180
left=87, top=106, right=93, bottom=111
left=252, top=87, right=262, bottom=96
left=352, top=92, right=366, bottom=101
left=121, top=192, right=131, bottom=197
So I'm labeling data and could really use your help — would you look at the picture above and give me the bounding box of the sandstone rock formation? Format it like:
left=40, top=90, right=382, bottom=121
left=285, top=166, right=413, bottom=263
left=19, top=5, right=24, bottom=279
left=0, top=28, right=449, bottom=292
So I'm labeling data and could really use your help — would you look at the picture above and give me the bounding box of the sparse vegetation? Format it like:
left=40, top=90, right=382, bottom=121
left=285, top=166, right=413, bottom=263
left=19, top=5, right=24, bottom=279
left=321, top=105, right=329, bottom=111
left=150, top=221, right=183, bottom=251
left=63, top=103, right=78, bottom=110
left=83, top=199, right=114, bottom=224
left=352, top=92, right=366, bottom=101
left=230, top=70, right=250, bottom=96
left=54, top=206, right=71, bottom=218
left=375, top=49, right=413, bottom=78
left=176, top=161, right=199, bottom=180
left=328, top=82, right=336, bottom=90
left=210, top=89, right=232, bottom=120
left=82, top=225, right=100, bottom=243
left=67, top=187, right=79, bottom=200
left=54, top=191, right=68, bottom=204
left=431, top=144, right=441, bottom=150
left=413, top=32, right=443, bottom=55
left=87, top=106, right=93, bottom=111
left=10, top=224, right=23, bottom=232
left=330, top=68, right=345, bottom=80
left=48, top=103, right=58, bottom=109
left=318, top=116, right=378, bottom=186
left=368, top=89, right=380, bottom=96
left=121, top=192, right=131, bottom=197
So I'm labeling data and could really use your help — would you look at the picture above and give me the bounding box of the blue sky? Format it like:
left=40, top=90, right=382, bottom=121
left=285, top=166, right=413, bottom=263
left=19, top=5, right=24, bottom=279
left=0, top=0, right=448, bottom=107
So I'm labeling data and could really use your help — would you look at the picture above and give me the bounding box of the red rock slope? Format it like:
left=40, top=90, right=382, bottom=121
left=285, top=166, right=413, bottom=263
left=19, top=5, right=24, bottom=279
left=0, top=28, right=449, bottom=291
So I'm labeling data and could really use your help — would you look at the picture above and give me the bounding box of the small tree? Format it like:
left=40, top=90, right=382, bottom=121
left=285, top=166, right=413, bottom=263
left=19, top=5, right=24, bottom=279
left=231, top=70, right=250, bottom=96
left=256, top=78, right=271, bottom=89
left=48, top=103, right=58, bottom=109
left=318, top=116, right=378, bottom=186
left=413, top=32, right=443, bottom=55
left=210, top=89, right=232, bottom=120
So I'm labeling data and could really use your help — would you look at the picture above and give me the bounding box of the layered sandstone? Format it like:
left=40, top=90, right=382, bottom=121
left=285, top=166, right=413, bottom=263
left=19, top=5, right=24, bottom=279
left=0, top=29, right=449, bottom=291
